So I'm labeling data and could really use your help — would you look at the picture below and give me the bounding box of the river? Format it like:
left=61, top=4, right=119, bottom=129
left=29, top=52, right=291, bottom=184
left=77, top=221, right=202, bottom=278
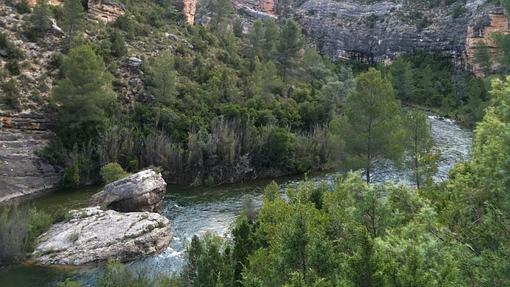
left=0, top=115, right=473, bottom=287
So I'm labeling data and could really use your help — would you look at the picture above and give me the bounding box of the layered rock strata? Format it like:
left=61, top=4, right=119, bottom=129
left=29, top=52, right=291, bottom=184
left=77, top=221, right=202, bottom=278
left=0, top=112, right=61, bottom=203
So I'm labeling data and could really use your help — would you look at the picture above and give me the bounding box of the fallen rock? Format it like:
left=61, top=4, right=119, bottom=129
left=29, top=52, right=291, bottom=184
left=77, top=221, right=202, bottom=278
left=126, top=56, right=142, bottom=69
left=32, top=207, right=171, bottom=266
left=91, top=169, right=167, bottom=213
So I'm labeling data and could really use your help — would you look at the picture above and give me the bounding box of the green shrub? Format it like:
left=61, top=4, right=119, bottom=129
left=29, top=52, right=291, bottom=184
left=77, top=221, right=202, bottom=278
left=15, top=0, right=31, bottom=14
left=6, top=59, right=21, bottom=75
left=0, top=205, right=53, bottom=265
left=97, top=261, right=152, bottom=287
left=63, top=163, right=81, bottom=186
left=100, top=163, right=129, bottom=184
left=58, top=279, right=82, bottom=287
left=1, top=79, right=21, bottom=110
left=0, top=32, right=23, bottom=59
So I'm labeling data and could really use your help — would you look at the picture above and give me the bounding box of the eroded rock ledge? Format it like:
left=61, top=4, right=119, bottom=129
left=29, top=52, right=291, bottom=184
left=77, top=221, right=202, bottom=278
left=32, top=207, right=171, bottom=266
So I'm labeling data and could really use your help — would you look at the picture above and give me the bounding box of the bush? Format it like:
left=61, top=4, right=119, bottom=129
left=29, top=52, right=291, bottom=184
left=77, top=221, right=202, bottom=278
left=1, top=79, right=21, bottom=110
left=97, top=261, right=152, bottom=287
left=15, top=0, right=31, bottom=14
left=100, top=163, right=129, bottom=184
left=0, top=205, right=53, bottom=265
left=58, top=279, right=82, bottom=287
left=0, top=32, right=23, bottom=60
left=63, top=162, right=81, bottom=186
left=6, top=59, right=21, bottom=75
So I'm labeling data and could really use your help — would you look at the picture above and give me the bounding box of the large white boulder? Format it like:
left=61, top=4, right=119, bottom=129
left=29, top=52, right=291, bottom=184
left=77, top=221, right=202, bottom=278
left=32, top=207, right=171, bottom=266
left=91, top=169, right=167, bottom=213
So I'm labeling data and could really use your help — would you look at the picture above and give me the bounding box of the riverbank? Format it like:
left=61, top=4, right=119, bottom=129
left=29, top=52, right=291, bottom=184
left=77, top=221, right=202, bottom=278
left=0, top=115, right=473, bottom=287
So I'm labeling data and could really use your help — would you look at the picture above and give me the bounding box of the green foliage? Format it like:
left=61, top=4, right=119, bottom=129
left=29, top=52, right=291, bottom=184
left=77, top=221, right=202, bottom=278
left=15, top=0, right=31, bottom=14
left=51, top=44, right=115, bottom=147
left=61, top=0, right=85, bottom=47
left=1, top=79, right=21, bottom=110
left=277, top=20, right=303, bottom=82
left=145, top=51, right=177, bottom=105
left=404, top=110, right=439, bottom=188
left=341, top=68, right=405, bottom=182
left=58, top=279, right=82, bottom=287
left=0, top=32, right=23, bottom=60
left=98, top=261, right=154, bottom=287
left=24, top=0, right=52, bottom=41
left=6, top=59, right=21, bottom=76
left=386, top=53, right=488, bottom=126
left=390, top=57, right=414, bottom=102
left=429, top=75, right=510, bottom=286
left=474, top=44, right=492, bottom=75
left=501, top=0, right=510, bottom=15
left=109, top=30, right=127, bottom=58
left=0, top=205, right=53, bottom=265
left=181, top=234, right=235, bottom=286
left=100, top=162, right=129, bottom=184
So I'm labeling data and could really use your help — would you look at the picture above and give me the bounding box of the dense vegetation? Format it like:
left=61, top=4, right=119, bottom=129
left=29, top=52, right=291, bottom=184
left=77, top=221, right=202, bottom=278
left=0, top=0, right=484, bottom=188
left=58, top=75, right=510, bottom=286
left=1, top=0, right=510, bottom=285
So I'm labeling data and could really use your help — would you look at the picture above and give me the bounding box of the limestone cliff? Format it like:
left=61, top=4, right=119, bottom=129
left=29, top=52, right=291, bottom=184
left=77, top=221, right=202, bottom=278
left=87, top=0, right=125, bottom=23
left=18, top=0, right=63, bottom=7
left=176, top=0, right=197, bottom=25
left=232, top=0, right=509, bottom=67
left=466, top=7, right=510, bottom=75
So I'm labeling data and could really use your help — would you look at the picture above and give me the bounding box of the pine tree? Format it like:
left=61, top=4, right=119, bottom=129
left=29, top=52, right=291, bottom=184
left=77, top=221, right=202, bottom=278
left=25, top=0, right=52, bottom=41
left=404, top=110, right=438, bottom=188
left=277, top=20, right=303, bottom=83
left=109, top=30, right=127, bottom=58
left=341, top=68, right=405, bottom=183
left=390, top=57, right=415, bottom=102
left=263, top=19, right=279, bottom=61
left=249, top=20, right=265, bottom=61
left=51, top=44, right=115, bottom=146
left=474, top=44, right=492, bottom=75
left=147, top=51, right=177, bottom=105
left=62, top=0, right=85, bottom=48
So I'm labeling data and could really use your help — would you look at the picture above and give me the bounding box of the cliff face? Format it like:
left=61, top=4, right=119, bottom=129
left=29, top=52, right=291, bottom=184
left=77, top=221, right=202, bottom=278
left=19, top=0, right=63, bottom=7
left=176, top=0, right=197, bottom=25
left=231, top=0, right=509, bottom=66
left=88, top=0, right=125, bottom=23
left=292, top=0, right=497, bottom=62
left=0, top=112, right=62, bottom=203
left=466, top=7, right=510, bottom=75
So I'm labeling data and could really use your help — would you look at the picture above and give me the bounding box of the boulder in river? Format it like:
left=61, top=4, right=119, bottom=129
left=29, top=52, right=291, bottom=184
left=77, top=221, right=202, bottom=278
left=32, top=207, right=171, bottom=266
left=91, top=169, right=167, bottom=213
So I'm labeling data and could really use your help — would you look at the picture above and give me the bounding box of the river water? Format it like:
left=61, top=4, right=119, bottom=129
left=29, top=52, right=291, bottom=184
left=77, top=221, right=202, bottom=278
left=0, top=115, right=473, bottom=287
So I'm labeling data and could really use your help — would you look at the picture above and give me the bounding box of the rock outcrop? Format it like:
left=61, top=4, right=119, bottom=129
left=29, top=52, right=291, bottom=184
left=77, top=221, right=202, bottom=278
left=0, top=112, right=62, bottom=203
left=466, top=7, right=510, bottom=75
left=234, top=0, right=508, bottom=64
left=176, top=0, right=198, bottom=25
left=18, top=0, right=63, bottom=7
left=91, top=169, right=167, bottom=213
left=88, top=0, right=125, bottom=23
left=259, top=0, right=275, bottom=15
left=32, top=207, right=171, bottom=266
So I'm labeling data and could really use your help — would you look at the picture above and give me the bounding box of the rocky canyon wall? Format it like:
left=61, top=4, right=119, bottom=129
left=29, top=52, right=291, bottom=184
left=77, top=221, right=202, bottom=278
left=465, top=7, right=510, bottom=75
left=0, top=112, right=62, bottom=203
left=88, top=0, right=125, bottom=23
left=230, top=0, right=509, bottom=67
left=176, top=0, right=197, bottom=25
